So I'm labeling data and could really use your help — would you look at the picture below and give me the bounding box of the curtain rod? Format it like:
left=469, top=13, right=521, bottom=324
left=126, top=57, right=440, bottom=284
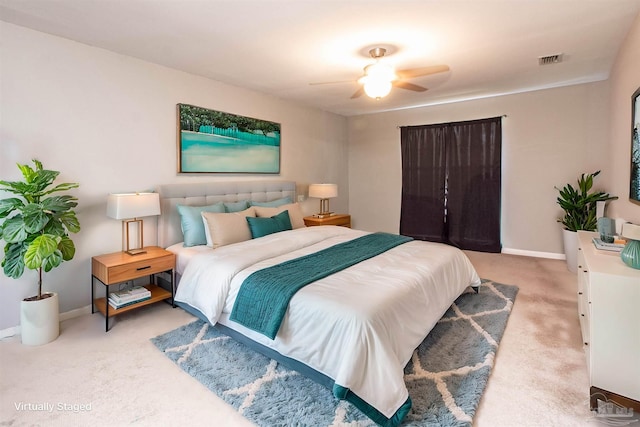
left=396, top=114, right=507, bottom=129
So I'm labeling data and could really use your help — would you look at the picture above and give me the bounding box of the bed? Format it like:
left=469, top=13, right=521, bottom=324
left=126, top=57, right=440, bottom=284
left=157, top=180, right=481, bottom=427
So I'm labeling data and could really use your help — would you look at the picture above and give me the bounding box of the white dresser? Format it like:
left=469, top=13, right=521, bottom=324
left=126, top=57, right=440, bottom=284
left=577, top=231, right=640, bottom=410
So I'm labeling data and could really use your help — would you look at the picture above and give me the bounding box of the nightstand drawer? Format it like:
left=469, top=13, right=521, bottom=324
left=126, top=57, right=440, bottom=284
left=107, top=255, right=174, bottom=283
left=92, top=247, right=175, bottom=285
left=303, top=214, right=351, bottom=228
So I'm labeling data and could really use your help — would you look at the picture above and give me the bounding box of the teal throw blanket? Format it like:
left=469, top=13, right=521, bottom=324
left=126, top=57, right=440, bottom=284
left=230, top=232, right=413, bottom=339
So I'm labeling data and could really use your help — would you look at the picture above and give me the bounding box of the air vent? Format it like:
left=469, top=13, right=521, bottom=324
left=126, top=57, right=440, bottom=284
left=538, top=54, right=563, bottom=65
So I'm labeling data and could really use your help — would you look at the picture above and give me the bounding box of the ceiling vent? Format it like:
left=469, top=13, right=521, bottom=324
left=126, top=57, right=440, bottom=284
left=538, top=54, right=563, bottom=65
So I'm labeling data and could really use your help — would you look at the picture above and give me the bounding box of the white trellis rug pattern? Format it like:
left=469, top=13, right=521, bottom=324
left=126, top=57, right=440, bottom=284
left=151, top=280, right=518, bottom=427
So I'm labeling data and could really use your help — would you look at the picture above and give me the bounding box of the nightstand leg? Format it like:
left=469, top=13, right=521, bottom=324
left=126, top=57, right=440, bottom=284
left=171, top=269, right=175, bottom=308
left=105, top=288, right=110, bottom=332
left=91, top=275, right=95, bottom=314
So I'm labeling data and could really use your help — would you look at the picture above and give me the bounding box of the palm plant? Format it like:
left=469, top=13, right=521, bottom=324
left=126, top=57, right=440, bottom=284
left=0, top=160, right=80, bottom=300
left=555, top=171, right=617, bottom=232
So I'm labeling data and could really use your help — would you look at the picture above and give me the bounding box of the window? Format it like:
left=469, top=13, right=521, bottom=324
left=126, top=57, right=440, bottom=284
left=400, top=117, right=502, bottom=252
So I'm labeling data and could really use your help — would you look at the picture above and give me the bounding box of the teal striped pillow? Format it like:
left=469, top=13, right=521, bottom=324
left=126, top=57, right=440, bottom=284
left=246, top=210, right=292, bottom=239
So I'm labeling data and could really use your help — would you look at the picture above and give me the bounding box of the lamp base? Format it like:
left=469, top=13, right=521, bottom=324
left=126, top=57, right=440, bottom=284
left=125, top=248, right=147, bottom=256
left=122, top=218, right=146, bottom=255
left=313, top=212, right=334, bottom=219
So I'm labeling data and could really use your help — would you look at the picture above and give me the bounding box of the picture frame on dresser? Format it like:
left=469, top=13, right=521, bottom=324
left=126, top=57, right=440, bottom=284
left=630, top=86, right=640, bottom=204
left=177, top=103, right=281, bottom=174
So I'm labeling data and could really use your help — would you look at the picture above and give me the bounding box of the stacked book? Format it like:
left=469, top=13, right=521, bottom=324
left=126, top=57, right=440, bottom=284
left=108, top=286, right=151, bottom=309
left=592, top=238, right=626, bottom=252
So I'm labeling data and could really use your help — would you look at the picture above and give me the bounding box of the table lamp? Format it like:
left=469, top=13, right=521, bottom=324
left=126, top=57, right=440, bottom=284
left=308, top=183, right=338, bottom=218
left=107, top=192, right=160, bottom=255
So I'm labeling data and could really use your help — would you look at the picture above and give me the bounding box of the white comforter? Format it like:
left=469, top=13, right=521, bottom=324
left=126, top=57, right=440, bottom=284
left=175, top=226, right=481, bottom=421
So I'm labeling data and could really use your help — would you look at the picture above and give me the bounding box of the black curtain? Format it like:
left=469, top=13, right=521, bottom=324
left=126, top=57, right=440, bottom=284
left=400, top=117, right=502, bottom=252
left=399, top=126, right=448, bottom=243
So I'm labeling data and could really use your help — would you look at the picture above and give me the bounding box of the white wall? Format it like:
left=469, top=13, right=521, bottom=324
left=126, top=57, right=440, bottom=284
left=346, top=16, right=640, bottom=255
left=347, top=82, right=611, bottom=256
left=0, top=22, right=348, bottom=330
left=606, top=12, right=640, bottom=225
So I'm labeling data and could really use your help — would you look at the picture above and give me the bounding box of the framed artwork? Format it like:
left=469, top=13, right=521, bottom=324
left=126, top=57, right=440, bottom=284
left=631, top=87, right=640, bottom=204
left=177, top=103, right=281, bottom=174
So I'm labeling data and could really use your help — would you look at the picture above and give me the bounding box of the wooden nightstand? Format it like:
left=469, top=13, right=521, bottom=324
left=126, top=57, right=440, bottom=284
left=304, top=214, right=351, bottom=228
left=91, top=246, right=175, bottom=331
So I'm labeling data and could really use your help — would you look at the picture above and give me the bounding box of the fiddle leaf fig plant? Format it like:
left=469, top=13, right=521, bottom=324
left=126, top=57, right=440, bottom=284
left=555, top=170, right=617, bottom=232
left=0, top=160, right=80, bottom=300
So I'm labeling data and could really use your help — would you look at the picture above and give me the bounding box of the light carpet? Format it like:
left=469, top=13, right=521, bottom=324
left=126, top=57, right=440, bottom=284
left=151, top=280, right=518, bottom=427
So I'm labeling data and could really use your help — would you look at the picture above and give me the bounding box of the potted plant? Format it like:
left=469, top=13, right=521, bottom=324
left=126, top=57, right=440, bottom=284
left=555, top=170, right=616, bottom=272
left=0, top=160, right=80, bottom=345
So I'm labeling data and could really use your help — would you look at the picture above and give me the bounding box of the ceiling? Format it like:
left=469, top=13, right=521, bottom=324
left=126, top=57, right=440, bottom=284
left=1, top=0, right=639, bottom=116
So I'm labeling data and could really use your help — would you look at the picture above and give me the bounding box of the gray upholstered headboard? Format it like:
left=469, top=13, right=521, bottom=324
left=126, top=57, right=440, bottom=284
left=156, top=180, right=296, bottom=248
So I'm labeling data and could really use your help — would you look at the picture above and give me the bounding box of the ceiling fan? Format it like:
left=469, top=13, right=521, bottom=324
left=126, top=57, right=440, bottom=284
left=311, top=47, right=450, bottom=100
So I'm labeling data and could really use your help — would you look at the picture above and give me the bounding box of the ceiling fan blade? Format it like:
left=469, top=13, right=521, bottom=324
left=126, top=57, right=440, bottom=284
left=396, top=65, right=450, bottom=79
left=393, top=81, right=428, bottom=92
left=309, top=80, right=355, bottom=86
left=350, top=87, right=364, bottom=99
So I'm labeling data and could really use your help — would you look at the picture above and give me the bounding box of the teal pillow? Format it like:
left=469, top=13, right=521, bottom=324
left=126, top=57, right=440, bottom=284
left=224, top=200, right=250, bottom=212
left=246, top=210, right=292, bottom=239
left=250, top=196, right=293, bottom=207
left=177, top=203, right=225, bottom=246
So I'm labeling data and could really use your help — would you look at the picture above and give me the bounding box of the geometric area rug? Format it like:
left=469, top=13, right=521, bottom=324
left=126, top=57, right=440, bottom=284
left=151, top=280, right=518, bottom=427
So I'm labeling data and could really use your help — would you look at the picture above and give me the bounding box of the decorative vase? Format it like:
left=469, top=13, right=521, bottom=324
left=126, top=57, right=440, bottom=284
left=620, top=223, right=640, bottom=270
left=20, top=292, right=59, bottom=345
left=562, top=229, right=578, bottom=273
left=597, top=217, right=615, bottom=243
left=620, top=240, right=640, bottom=270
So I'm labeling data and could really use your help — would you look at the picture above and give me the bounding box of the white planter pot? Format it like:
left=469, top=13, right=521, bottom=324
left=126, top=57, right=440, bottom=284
left=20, top=292, right=60, bottom=346
left=562, top=229, right=578, bottom=273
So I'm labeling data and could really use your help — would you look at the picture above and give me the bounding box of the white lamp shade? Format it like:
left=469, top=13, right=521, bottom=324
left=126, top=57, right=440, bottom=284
left=308, top=184, right=338, bottom=199
left=621, top=223, right=640, bottom=241
left=107, top=193, right=160, bottom=219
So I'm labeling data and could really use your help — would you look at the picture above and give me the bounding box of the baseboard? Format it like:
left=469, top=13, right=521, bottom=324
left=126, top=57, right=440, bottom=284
left=0, top=304, right=92, bottom=340
left=501, top=247, right=566, bottom=260
left=0, top=325, right=21, bottom=340
left=60, top=304, right=92, bottom=322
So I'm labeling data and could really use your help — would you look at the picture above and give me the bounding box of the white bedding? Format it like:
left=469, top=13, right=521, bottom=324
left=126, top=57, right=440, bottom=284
left=166, top=242, right=211, bottom=276
left=174, top=226, right=481, bottom=422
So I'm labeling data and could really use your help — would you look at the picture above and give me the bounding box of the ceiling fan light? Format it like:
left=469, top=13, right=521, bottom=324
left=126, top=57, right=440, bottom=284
left=363, top=78, right=392, bottom=99
left=359, top=62, right=396, bottom=99
left=365, top=62, right=396, bottom=81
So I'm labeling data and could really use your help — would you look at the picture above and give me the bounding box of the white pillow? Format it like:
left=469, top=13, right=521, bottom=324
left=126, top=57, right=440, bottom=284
left=253, top=203, right=305, bottom=229
left=201, top=207, right=256, bottom=249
